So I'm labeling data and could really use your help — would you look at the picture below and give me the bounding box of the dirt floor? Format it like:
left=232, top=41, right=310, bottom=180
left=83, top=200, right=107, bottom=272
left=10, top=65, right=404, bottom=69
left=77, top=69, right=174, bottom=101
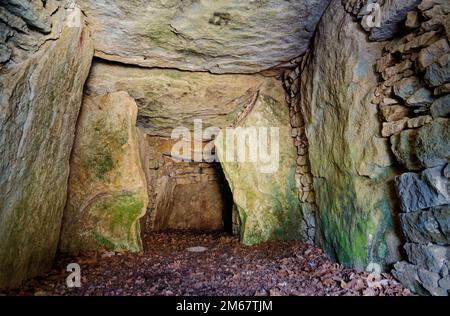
left=3, top=231, right=411, bottom=296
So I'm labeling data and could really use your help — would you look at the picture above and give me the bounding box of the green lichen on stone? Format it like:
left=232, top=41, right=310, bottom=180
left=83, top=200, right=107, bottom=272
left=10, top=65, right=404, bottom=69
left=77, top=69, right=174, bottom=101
left=84, top=117, right=129, bottom=180
left=86, top=147, right=115, bottom=180
left=92, top=192, right=145, bottom=252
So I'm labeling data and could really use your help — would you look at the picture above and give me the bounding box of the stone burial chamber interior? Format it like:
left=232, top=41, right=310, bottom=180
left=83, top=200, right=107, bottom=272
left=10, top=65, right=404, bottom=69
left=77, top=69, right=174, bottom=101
left=0, top=0, right=449, bottom=296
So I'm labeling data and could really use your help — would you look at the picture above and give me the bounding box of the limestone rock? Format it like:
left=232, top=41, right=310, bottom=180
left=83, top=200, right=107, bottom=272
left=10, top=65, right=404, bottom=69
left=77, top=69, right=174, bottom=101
left=405, top=11, right=420, bottom=29
left=431, top=95, right=450, bottom=118
left=407, top=115, right=432, bottom=128
left=78, top=0, right=331, bottom=74
left=370, top=0, right=421, bottom=41
left=417, top=267, right=448, bottom=296
left=215, top=92, right=301, bottom=245
left=85, top=61, right=285, bottom=137
left=380, top=105, right=410, bottom=122
left=393, top=261, right=448, bottom=296
left=425, top=54, right=450, bottom=87
left=1, top=0, right=52, bottom=33
left=404, top=243, right=449, bottom=273
left=393, top=76, right=422, bottom=100
left=391, top=118, right=450, bottom=170
left=400, top=205, right=450, bottom=245
left=59, top=92, right=148, bottom=254
left=418, top=39, right=450, bottom=71
left=406, top=87, right=434, bottom=107
left=392, top=261, right=429, bottom=295
left=381, top=118, right=408, bottom=137
left=395, top=166, right=450, bottom=213
left=136, top=131, right=232, bottom=233
left=0, top=6, right=93, bottom=289
left=300, top=0, right=401, bottom=270
left=0, top=0, right=68, bottom=66
left=434, top=83, right=450, bottom=95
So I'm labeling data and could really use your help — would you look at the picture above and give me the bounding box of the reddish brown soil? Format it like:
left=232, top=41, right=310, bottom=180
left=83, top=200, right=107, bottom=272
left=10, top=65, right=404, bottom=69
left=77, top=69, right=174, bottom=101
left=2, top=231, right=411, bottom=296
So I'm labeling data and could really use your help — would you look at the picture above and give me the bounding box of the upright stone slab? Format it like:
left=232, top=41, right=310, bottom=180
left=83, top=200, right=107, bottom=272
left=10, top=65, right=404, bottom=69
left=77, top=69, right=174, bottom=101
left=300, top=0, right=401, bottom=270
left=59, top=92, right=148, bottom=254
left=216, top=89, right=301, bottom=245
left=0, top=5, right=93, bottom=289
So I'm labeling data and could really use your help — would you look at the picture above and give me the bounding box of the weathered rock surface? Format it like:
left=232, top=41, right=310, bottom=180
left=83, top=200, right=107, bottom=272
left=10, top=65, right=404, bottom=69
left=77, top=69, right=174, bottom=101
left=395, top=166, right=450, bottom=213
left=425, top=54, right=450, bottom=87
left=300, top=0, right=401, bottom=270
left=400, top=205, right=450, bottom=245
left=85, top=61, right=284, bottom=137
left=59, top=92, right=148, bottom=255
left=137, top=134, right=229, bottom=232
left=404, top=243, right=449, bottom=273
left=418, top=38, right=450, bottom=71
left=390, top=118, right=450, bottom=170
left=393, top=261, right=448, bottom=296
left=0, top=5, right=93, bottom=289
left=431, top=95, right=450, bottom=118
left=78, top=0, right=331, bottom=73
left=216, top=90, right=301, bottom=245
left=0, top=0, right=67, bottom=67
left=370, top=0, right=422, bottom=41
left=393, top=76, right=422, bottom=100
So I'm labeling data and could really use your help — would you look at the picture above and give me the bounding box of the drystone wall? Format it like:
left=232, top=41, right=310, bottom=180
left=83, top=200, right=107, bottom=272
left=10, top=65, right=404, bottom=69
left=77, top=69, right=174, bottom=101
left=282, top=55, right=318, bottom=244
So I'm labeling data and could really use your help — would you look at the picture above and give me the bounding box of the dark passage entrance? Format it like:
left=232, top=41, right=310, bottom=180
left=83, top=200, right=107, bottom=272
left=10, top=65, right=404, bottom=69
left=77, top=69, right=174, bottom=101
left=138, top=134, right=234, bottom=234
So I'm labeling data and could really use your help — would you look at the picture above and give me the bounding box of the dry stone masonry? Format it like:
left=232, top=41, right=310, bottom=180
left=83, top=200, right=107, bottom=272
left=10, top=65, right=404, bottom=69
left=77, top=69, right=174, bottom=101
left=368, top=0, right=450, bottom=296
left=283, top=55, right=317, bottom=244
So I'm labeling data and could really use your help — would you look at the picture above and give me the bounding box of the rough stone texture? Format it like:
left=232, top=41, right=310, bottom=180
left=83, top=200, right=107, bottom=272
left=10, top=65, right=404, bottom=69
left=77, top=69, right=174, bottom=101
left=77, top=0, right=331, bottom=74
left=425, top=54, right=450, bottom=87
left=431, top=95, right=450, bottom=118
left=390, top=118, right=450, bottom=170
left=407, top=115, right=433, bottom=128
left=381, top=118, right=408, bottom=137
left=380, top=105, right=410, bottom=122
left=395, top=166, right=450, bottom=213
left=418, top=38, right=450, bottom=71
left=216, top=90, right=301, bottom=246
left=300, top=0, right=401, bottom=270
left=393, top=76, right=422, bottom=100
left=400, top=205, right=450, bottom=245
left=370, top=0, right=422, bottom=41
left=85, top=61, right=284, bottom=137
left=59, top=92, right=148, bottom=255
left=404, top=243, right=449, bottom=273
left=283, top=55, right=318, bottom=245
left=0, top=0, right=64, bottom=67
left=393, top=261, right=448, bottom=296
left=0, top=5, right=93, bottom=289
left=371, top=0, right=450, bottom=296
left=406, top=87, right=435, bottom=106
left=137, top=134, right=230, bottom=233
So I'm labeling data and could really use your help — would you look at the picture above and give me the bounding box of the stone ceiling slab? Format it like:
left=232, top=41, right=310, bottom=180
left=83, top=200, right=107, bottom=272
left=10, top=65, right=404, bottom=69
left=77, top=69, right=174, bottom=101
left=78, top=0, right=331, bottom=73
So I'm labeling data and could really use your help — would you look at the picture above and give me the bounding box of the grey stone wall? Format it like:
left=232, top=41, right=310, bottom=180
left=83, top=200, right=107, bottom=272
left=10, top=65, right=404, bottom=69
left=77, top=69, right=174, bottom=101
left=347, top=0, right=450, bottom=295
